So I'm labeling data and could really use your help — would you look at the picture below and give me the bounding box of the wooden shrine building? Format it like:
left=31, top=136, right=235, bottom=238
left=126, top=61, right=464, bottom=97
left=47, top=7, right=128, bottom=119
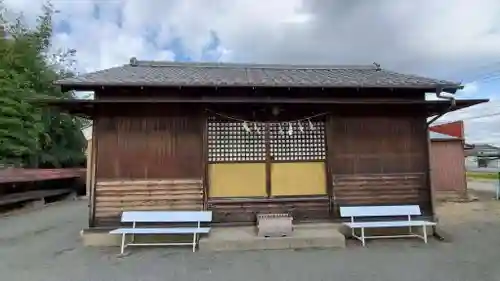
left=45, top=59, right=488, bottom=228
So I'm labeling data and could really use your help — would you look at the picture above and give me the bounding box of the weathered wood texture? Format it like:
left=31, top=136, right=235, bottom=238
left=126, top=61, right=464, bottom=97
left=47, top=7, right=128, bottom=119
left=94, top=179, right=203, bottom=226
left=94, top=105, right=204, bottom=179
left=208, top=197, right=330, bottom=224
left=327, top=116, right=427, bottom=174
left=332, top=173, right=429, bottom=209
left=96, top=87, right=427, bottom=101
left=430, top=140, right=468, bottom=201
left=327, top=116, right=431, bottom=214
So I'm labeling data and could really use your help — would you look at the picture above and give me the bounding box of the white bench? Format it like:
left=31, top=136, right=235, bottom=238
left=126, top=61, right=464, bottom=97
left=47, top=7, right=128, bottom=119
left=339, top=205, right=436, bottom=247
left=109, top=211, right=212, bottom=254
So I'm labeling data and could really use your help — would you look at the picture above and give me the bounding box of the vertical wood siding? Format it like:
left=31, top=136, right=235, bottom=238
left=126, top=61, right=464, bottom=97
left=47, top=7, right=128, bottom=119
left=328, top=116, right=427, bottom=174
left=95, top=108, right=204, bottom=179
left=91, top=105, right=205, bottom=227
left=327, top=116, right=431, bottom=213
left=430, top=140, right=467, bottom=200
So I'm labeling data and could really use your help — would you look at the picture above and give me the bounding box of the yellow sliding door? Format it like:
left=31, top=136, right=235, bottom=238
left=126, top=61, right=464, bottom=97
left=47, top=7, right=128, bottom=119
left=209, top=163, right=267, bottom=197
left=271, top=162, right=326, bottom=196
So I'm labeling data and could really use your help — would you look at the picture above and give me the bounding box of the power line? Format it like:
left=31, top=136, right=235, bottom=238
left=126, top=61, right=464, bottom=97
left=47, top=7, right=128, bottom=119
left=442, top=61, right=500, bottom=82
left=432, top=111, right=500, bottom=125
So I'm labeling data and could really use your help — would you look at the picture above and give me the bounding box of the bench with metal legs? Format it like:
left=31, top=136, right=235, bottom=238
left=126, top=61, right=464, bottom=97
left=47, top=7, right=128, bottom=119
left=109, top=211, right=212, bottom=254
left=340, top=205, right=436, bottom=247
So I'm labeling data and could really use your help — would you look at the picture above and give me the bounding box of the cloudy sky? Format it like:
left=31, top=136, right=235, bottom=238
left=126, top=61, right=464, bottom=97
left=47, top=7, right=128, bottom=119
left=4, top=0, right=500, bottom=145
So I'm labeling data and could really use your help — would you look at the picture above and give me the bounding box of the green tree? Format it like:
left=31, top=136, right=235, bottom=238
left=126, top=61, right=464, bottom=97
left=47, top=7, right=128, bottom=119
left=0, top=2, right=86, bottom=168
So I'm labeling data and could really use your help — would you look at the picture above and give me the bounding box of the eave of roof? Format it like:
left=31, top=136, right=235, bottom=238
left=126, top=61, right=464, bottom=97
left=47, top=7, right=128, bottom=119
left=35, top=98, right=488, bottom=119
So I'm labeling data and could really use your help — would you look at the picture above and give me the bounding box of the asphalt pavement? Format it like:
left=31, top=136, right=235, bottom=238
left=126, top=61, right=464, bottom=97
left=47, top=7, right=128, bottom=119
left=1, top=199, right=500, bottom=280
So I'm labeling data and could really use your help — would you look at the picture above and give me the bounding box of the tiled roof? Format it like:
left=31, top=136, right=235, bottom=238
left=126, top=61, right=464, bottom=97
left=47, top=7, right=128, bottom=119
left=56, top=59, right=462, bottom=92
left=473, top=144, right=500, bottom=150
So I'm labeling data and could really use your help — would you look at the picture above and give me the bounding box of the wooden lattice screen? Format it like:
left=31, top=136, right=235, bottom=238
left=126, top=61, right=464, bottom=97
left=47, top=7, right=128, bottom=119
left=207, top=118, right=266, bottom=162
left=208, top=117, right=326, bottom=162
left=269, top=121, right=326, bottom=161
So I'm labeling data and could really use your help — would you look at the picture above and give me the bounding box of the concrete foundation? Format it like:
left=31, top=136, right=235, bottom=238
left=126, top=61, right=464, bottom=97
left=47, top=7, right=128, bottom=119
left=24, top=198, right=45, bottom=209
left=199, top=223, right=345, bottom=252
left=81, top=228, right=120, bottom=247
left=80, top=222, right=437, bottom=250
left=81, top=223, right=346, bottom=250
left=338, top=224, right=436, bottom=240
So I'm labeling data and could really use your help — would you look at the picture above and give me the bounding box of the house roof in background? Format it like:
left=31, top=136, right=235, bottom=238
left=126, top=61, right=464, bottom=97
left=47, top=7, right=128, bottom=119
left=464, top=143, right=500, bottom=157
left=469, top=144, right=500, bottom=151
left=430, top=131, right=458, bottom=140
left=55, top=59, right=462, bottom=92
left=429, top=120, right=464, bottom=139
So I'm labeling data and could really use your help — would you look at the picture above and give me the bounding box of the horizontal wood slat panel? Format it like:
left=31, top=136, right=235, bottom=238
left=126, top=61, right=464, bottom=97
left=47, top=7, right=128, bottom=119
left=94, top=179, right=203, bottom=225
left=334, top=184, right=422, bottom=190
left=97, top=190, right=203, bottom=196
left=332, top=173, right=430, bottom=213
left=335, top=197, right=426, bottom=206
left=97, top=179, right=201, bottom=186
left=95, top=205, right=203, bottom=217
left=208, top=197, right=330, bottom=223
left=96, top=195, right=201, bottom=202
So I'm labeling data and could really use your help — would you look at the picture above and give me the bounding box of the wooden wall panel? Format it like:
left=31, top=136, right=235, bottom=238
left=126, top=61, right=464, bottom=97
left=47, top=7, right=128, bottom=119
left=328, top=116, right=427, bottom=174
left=327, top=116, right=431, bottom=214
left=94, top=179, right=203, bottom=226
left=430, top=140, right=467, bottom=201
left=95, top=106, right=204, bottom=179
left=332, top=173, right=429, bottom=210
left=208, top=197, right=330, bottom=224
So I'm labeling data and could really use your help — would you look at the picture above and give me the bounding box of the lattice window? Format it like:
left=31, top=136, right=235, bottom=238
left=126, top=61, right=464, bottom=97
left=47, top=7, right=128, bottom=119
left=207, top=118, right=266, bottom=162
left=269, top=121, right=326, bottom=161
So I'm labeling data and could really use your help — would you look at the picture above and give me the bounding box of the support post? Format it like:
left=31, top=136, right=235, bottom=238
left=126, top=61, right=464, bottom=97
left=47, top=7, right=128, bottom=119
left=496, top=171, right=500, bottom=200
left=121, top=233, right=126, bottom=255
left=192, top=233, right=197, bottom=252
left=423, top=225, right=428, bottom=243
left=131, top=222, right=136, bottom=243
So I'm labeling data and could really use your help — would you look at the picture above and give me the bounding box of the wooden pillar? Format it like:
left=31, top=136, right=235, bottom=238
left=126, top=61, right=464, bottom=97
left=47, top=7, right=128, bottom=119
left=88, top=121, right=98, bottom=227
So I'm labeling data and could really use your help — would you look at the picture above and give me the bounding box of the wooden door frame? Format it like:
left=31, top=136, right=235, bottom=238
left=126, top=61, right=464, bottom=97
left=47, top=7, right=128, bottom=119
left=205, top=116, right=329, bottom=200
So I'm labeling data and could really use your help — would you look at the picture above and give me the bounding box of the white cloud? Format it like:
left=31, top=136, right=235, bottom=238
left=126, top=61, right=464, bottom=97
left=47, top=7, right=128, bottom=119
left=434, top=98, right=500, bottom=146
left=5, top=0, right=500, bottom=74
left=459, top=82, right=480, bottom=97
left=3, top=0, right=500, bottom=144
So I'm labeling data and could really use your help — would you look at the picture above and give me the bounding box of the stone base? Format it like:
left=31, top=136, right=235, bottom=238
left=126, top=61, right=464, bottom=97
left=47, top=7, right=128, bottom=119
left=199, top=223, right=345, bottom=252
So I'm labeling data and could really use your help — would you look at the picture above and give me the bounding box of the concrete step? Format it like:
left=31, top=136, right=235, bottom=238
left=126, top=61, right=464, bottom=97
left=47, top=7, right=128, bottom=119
left=199, top=223, right=345, bottom=252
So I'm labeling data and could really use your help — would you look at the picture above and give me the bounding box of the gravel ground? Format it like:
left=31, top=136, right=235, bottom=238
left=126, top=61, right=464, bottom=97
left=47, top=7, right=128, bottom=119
left=468, top=180, right=499, bottom=194
left=1, top=199, right=500, bottom=281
